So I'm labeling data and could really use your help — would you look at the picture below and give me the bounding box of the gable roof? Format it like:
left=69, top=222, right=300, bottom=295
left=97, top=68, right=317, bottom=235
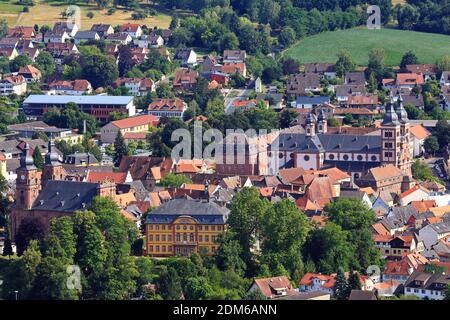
left=86, top=171, right=128, bottom=184
left=253, top=276, right=296, bottom=298
left=110, top=114, right=158, bottom=129
left=31, top=180, right=98, bottom=212
left=410, top=124, right=431, bottom=140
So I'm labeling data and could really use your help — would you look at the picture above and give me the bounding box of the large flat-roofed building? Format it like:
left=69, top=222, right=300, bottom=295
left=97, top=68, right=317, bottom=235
left=144, top=199, right=229, bottom=257
left=22, top=95, right=135, bottom=123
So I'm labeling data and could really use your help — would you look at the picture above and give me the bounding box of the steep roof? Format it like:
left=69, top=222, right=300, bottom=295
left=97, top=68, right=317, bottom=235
left=31, top=180, right=98, bottom=212
left=253, top=276, right=296, bottom=298
left=86, top=171, right=128, bottom=184
left=410, top=124, right=431, bottom=140
left=145, top=199, right=229, bottom=224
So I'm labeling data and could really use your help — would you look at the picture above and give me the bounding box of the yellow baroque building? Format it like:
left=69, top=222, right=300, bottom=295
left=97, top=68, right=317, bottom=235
left=145, top=198, right=229, bottom=257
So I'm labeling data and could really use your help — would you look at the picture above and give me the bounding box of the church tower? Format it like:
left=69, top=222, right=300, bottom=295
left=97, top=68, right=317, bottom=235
left=42, top=139, right=65, bottom=186
left=15, top=143, right=41, bottom=210
left=380, top=103, right=401, bottom=168
left=305, top=113, right=316, bottom=137
left=394, top=95, right=412, bottom=177
left=317, top=110, right=327, bottom=134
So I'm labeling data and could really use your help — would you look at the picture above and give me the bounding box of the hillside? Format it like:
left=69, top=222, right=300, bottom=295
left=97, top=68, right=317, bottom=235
left=284, top=27, right=450, bottom=66
left=0, top=0, right=171, bottom=28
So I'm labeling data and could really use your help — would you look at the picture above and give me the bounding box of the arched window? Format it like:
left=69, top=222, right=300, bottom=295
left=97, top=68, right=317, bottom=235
left=304, top=155, right=310, bottom=161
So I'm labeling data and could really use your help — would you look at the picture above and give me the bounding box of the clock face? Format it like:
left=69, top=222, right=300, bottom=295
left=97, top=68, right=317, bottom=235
left=20, top=175, right=25, bottom=181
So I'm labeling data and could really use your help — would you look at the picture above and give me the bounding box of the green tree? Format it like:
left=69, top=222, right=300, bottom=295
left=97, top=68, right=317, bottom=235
left=2, top=238, right=13, bottom=258
left=348, top=270, right=362, bottom=290
left=436, top=56, right=450, bottom=75
left=244, top=289, right=266, bottom=300
left=335, top=49, right=355, bottom=78
left=260, top=200, right=310, bottom=280
left=10, top=54, right=32, bottom=72
left=424, top=136, right=439, bottom=155
left=333, top=268, right=350, bottom=300
left=412, top=159, right=440, bottom=183
left=279, top=26, right=296, bottom=47
left=184, top=276, right=214, bottom=300
left=367, top=48, right=385, bottom=82
left=34, top=51, right=55, bottom=78
left=279, top=108, right=298, bottom=128
left=113, top=131, right=128, bottom=167
left=16, top=216, right=45, bottom=256
left=32, top=146, right=44, bottom=170
left=81, top=52, right=118, bottom=88
left=158, top=173, right=192, bottom=187
left=214, top=231, right=246, bottom=275
left=444, top=284, right=450, bottom=300
left=157, top=266, right=183, bottom=300
left=0, top=19, right=8, bottom=39
left=228, top=187, right=270, bottom=274
left=400, top=51, right=419, bottom=71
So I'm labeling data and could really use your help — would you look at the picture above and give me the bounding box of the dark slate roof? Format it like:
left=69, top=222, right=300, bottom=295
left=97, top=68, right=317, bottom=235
left=405, top=271, right=450, bottom=290
left=175, top=48, right=194, bottom=60
left=31, top=180, right=98, bottom=212
left=389, top=205, right=418, bottom=224
left=324, top=160, right=381, bottom=173
left=272, top=133, right=381, bottom=154
left=295, top=96, right=330, bottom=105
left=340, top=190, right=366, bottom=200
left=145, top=199, right=229, bottom=225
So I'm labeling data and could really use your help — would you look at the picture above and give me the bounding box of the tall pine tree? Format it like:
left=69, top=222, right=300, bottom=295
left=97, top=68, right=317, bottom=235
left=113, top=131, right=129, bottom=167
left=333, top=268, right=350, bottom=300
left=32, top=146, right=44, bottom=170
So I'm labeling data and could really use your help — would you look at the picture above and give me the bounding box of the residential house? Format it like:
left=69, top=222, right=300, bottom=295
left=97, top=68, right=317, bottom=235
left=173, top=68, right=198, bottom=91
left=148, top=98, right=187, bottom=118
left=21, top=46, right=40, bottom=62
left=90, top=24, right=114, bottom=38
left=344, top=72, right=366, bottom=85
left=174, top=48, right=197, bottom=67
left=48, top=79, right=92, bottom=95
left=299, top=273, right=335, bottom=295
left=440, top=71, right=450, bottom=87
left=335, top=84, right=366, bottom=104
left=74, top=31, right=100, bottom=44
left=406, top=64, right=436, bottom=81
left=304, top=63, right=336, bottom=79
left=0, top=75, right=27, bottom=96
left=248, top=276, right=298, bottom=299
left=113, top=77, right=155, bottom=96
left=410, top=124, right=431, bottom=157
left=292, top=96, right=330, bottom=109
left=53, top=22, right=78, bottom=37
left=7, top=26, right=36, bottom=40
left=46, top=43, right=79, bottom=65
left=101, top=114, right=159, bottom=144
left=222, top=50, right=246, bottom=63
left=105, top=33, right=133, bottom=45
left=382, top=253, right=428, bottom=284
left=120, top=23, right=143, bottom=38
left=0, top=153, right=6, bottom=178
left=404, top=271, right=450, bottom=300
left=135, top=34, right=164, bottom=48
left=202, top=54, right=221, bottom=74
left=0, top=47, right=19, bottom=60
left=396, top=73, right=424, bottom=89
left=419, top=221, right=450, bottom=249
left=345, top=94, right=378, bottom=109
left=286, top=73, right=321, bottom=96
left=43, top=30, right=70, bottom=43
left=399, top=184, right=430, bottom=206
left=221, top=62, right=247, bottom=77
left=18, top=65, right=42, bottom=83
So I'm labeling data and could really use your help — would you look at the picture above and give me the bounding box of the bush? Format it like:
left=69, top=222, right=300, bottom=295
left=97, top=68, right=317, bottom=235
left=132, top=10, right=148, bottom=20
left=86, top=11, right=94, bottom=19
left=107, top=8, right=116, bottom=15
left=22, top=6, right=29, bottom=12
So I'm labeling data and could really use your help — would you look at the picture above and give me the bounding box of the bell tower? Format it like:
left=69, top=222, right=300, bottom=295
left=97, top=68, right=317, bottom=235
left=380, top=103, right=401, bottom=168
left=317, top=110, right=327, bottom=134
left=42, top=139, right=65, bottom=186
left=15, top=143, right=41, bottom=210
left=394, top=95, right=412, bottom=177
left=305, top=113, right=316, bottom=137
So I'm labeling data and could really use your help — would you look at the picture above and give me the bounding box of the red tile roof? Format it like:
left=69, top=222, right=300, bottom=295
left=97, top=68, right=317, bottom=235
left=221, top=62, right=246, bottom=75
left=86, top=171, right=127, bottom=184
left=399, top=184, right=429, bottom=199
left=111, top=115, right=159, bottom=129
left=120, top=23, right=141, bottom=33
left=148, top=98, right=187, bottom=112
left=300, top=273, right=335, bottom=289
left=123, top=132, right=147, bottom=140
left=396, top=73, right=424, bottom=86
left=254, top=276, right=296, bottom=298
left=410, top=124, right=431, bottom=140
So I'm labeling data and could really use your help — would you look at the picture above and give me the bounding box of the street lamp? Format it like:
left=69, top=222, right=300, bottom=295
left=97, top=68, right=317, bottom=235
left=14, top=290, right=18, bottom=300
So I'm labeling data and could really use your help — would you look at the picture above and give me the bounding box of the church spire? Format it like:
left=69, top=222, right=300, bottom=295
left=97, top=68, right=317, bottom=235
left=382, top=103, right=400, bottom=126
left=394, top=94, right=408, bottom=123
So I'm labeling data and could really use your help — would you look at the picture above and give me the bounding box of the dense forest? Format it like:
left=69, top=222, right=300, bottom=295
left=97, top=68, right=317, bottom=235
left=396, top=0, right=450, bottom=35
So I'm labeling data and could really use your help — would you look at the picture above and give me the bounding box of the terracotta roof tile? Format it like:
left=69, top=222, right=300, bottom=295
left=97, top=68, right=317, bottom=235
left=410, top=125, right=431, bottom=140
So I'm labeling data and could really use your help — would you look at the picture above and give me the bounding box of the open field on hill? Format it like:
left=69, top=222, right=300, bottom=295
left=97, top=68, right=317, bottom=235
left=0, top=0, right=171, bottom=29
left=284, top=27, right=450, bottom=66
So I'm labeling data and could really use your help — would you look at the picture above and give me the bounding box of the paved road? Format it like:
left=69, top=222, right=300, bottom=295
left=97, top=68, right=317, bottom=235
left=224, top=88, right=252, bottom=114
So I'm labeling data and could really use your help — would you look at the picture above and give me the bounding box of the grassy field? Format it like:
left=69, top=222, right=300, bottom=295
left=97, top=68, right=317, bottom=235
left=284, top=27, right=450, bottom=66
left=0, top=0, right=171, bottom=29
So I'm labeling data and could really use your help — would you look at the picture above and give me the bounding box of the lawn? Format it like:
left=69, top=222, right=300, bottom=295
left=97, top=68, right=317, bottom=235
left=0, top=0, right=171, bottom=29
left=284, top=27, right=450, bottom=66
